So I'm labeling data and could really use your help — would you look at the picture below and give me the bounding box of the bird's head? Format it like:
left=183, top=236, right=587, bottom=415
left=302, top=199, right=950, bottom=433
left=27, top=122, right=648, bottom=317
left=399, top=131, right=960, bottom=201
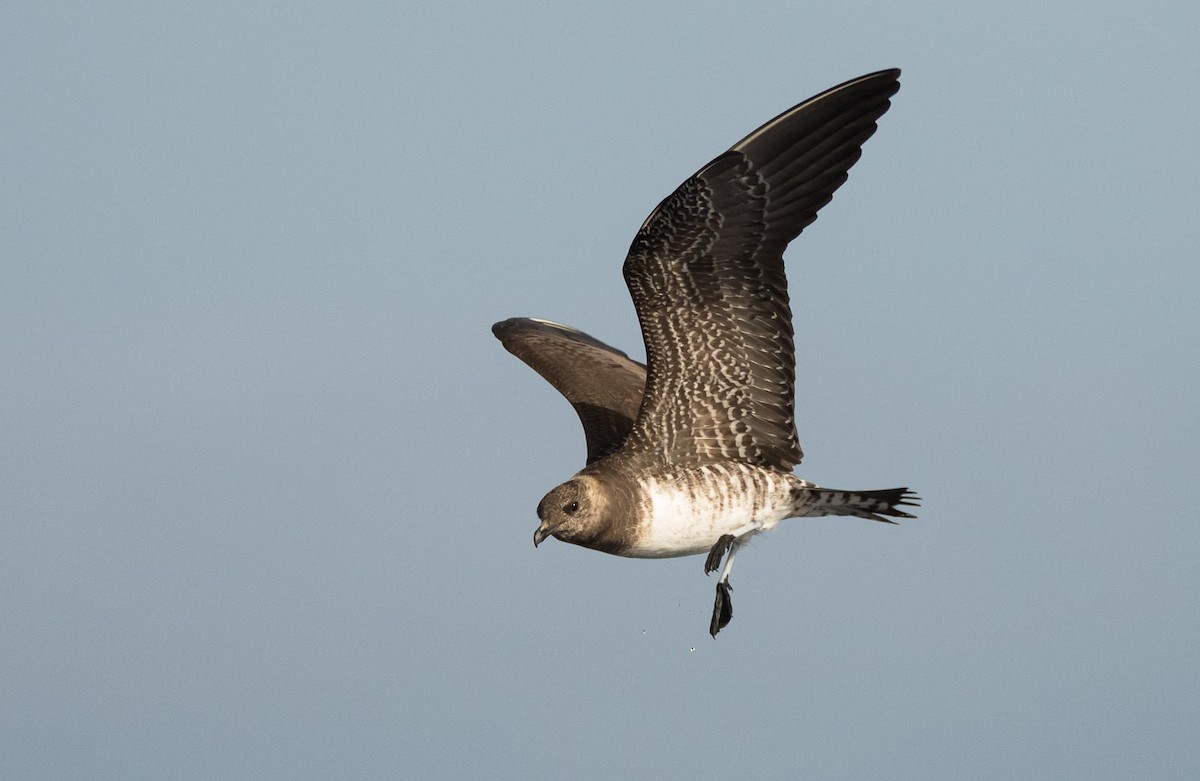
left=534, top=475, right=606, bottom=547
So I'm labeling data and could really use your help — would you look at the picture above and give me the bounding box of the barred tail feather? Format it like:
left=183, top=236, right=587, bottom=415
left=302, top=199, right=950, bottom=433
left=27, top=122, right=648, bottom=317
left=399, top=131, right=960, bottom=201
left=793, top=486, right=920, bottom=524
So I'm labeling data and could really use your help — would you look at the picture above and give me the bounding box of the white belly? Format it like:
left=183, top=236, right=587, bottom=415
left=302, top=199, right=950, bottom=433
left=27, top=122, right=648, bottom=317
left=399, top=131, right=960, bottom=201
left=624, top=464, right=798, bottom=558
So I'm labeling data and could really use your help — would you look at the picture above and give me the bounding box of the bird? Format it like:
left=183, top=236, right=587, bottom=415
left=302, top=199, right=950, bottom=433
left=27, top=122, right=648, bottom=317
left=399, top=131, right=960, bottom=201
left=493, top=69, right=918, bottom=637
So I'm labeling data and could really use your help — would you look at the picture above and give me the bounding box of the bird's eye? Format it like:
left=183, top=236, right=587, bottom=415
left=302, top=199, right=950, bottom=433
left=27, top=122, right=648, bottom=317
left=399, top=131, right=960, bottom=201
left=564, top=500, right=580, bottom=515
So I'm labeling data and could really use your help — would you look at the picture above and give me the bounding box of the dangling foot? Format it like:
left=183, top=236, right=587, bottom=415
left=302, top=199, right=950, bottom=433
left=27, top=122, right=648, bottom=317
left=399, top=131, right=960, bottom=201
left=709, top=580, right=733, bottom=637
left=704, top=534, right=735, bottom=575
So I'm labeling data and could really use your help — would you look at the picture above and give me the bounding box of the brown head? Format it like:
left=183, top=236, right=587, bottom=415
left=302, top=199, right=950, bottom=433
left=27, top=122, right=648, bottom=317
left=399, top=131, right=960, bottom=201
left=533, top=473, right=634, bottom=554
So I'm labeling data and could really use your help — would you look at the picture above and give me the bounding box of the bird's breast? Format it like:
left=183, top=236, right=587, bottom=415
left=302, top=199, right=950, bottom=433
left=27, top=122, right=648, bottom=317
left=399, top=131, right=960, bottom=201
left=623, top=463, right=797, bottom=558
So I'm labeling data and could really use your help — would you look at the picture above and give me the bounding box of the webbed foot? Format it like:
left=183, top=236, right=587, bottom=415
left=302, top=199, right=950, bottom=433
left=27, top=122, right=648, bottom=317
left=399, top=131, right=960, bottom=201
left=704, top=534, right=735, bottom=575
left=709, top=580, right=733, bottom=638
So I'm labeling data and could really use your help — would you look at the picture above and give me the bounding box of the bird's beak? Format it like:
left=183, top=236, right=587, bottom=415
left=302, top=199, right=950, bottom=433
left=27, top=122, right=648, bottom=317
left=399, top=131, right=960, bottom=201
left=533, top=521, right=555, bottom=548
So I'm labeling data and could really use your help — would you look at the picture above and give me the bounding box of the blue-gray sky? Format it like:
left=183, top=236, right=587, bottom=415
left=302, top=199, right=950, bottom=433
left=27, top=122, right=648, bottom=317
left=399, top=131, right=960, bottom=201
left=4, top=2, right=1199, bottom=779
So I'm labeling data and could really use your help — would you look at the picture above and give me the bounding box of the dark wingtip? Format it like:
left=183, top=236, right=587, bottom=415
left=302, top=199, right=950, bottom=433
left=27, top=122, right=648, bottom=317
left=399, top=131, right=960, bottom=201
left=491, top=318, right=518, bottom=340
left=866, top=67, right=901, bottom=85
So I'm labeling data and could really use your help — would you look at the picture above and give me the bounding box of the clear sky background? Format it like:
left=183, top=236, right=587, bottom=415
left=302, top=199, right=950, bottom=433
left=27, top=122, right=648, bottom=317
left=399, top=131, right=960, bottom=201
left=3, top=2, right=1198, bottom=779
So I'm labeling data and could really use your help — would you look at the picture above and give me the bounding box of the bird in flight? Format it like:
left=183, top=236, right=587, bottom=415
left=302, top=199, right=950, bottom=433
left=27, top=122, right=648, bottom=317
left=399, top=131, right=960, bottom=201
left=494, top=69, right=918, bottom=637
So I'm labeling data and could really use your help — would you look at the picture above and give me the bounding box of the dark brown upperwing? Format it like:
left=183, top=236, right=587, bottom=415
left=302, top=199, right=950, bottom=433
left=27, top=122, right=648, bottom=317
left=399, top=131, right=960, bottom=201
left=492, top=318, right=646, bottom=464
left=620, top=69, right=901, bottom=470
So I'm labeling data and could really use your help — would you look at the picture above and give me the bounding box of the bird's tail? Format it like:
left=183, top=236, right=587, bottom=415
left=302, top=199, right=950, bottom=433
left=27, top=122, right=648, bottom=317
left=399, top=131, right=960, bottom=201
left=792, top=485, right=920, bottom=524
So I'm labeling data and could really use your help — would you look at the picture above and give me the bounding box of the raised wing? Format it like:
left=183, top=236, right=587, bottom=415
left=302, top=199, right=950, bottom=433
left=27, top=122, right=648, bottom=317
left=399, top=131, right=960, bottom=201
left=492, top=317, right=646, bottom=464
left=620, top=69, right=901, bottom=470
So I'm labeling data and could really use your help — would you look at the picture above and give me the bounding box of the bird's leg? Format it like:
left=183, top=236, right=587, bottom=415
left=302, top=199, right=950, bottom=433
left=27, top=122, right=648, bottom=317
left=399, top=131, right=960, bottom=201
left=717, top=538, right=740, bottom=584
left=705, top=523, right=758, bottom=637
left=703, top=522, right=759, bottom=575
left=709, top=540, right=743, bottom=638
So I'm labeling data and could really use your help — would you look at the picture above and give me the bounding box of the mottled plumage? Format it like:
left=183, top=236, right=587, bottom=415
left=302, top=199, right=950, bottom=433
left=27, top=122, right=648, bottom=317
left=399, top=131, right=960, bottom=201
left=493, top=69, right=919, bottom=636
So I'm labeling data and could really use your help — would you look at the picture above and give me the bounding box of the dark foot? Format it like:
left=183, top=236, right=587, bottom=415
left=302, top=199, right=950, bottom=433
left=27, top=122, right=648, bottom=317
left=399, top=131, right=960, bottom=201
left=704, top=534, right=735, bottom=575
left=709, top=580, right=733, bottom=638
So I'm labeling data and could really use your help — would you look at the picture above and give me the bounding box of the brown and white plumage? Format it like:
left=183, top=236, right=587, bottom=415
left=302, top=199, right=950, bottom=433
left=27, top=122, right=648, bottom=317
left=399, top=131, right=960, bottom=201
left=494, top=69, right=919, bottom=637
